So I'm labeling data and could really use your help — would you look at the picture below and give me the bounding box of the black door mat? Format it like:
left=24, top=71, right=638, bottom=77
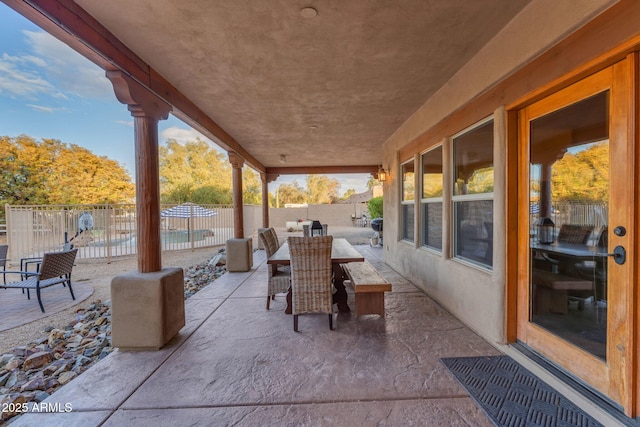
left=441, top=355, right=603, bottom=427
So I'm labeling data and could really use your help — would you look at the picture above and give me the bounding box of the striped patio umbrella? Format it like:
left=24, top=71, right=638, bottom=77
left=160, top=203, right=218, bottom=240
left=161, top=203, right=218, bottom=219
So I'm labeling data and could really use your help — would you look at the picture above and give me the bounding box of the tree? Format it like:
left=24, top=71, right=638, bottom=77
left=366, top=176, right=380, bottom=190
left=0, top=135, right=135, bottom=207
left=159, top=138, right=263, bottom=205
left=159, top=138, right=231, bottom=203
left=341, top=189, right=356, bottom=200
left=552, top=142, right=609, bottom=202
left=242, top=167, right=262, bottom=205
left=306, top=175, right=340, bottom=204
left=276, top=181, right=307, bottom=206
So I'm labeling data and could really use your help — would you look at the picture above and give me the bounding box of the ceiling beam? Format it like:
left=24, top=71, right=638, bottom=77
left=2, top=0, right=265, bottom=173
left=266, top=165, right=379, bottom=175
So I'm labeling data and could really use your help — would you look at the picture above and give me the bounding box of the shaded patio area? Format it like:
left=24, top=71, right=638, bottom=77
left=11, top=245, right=500, bottom=426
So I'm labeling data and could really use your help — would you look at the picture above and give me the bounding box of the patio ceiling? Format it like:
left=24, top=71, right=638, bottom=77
left=12, top=0, right=531, bottom=171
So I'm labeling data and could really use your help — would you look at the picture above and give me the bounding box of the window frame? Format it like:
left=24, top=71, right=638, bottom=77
left=451, top=117, right=494, bottom=269
left=420, top=145, right=444, bottom=252
left=400, top=158, right=415, bottom=243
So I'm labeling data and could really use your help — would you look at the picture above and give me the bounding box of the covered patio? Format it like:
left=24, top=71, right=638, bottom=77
left=3, top=0, right=640, bottom=424
left=11, top=246, right=501, bottom=426
left=8, top=244, right=619, bottom=426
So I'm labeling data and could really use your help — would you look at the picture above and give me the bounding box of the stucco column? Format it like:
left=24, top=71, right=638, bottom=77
left=229, top=152, right=245, bottom=238
left=106, top=70, right=170, bottom=273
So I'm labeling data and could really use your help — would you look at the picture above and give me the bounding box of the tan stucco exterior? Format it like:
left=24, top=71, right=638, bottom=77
left=380, top=0, right=621, bottom=345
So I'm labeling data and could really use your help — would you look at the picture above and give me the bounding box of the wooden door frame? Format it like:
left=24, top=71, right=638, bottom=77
left=505, top=54, right=638, bottom=416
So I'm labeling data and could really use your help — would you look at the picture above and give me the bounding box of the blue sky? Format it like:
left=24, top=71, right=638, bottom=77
left=0, top=4, right=368, bottom=196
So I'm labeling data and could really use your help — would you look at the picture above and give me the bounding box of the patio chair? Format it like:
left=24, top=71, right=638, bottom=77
left=540, top=224, right=595, bottom=273
left=0, top=249, right=78, bottom=313
left=573, top=226, right=609, bottom=305
left=288, top=236, right=334, bottom=331
left=267, top=227, right=280, bottom=249
left=0, top=244, right=7, bottom=284
left=258, top=228, right=290, bottom=310
left=557, top=224, right=594, bottom=244
left=20, top=234, right=74, bottom=279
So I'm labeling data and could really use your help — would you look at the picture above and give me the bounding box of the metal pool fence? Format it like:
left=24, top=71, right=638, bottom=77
left=4, top=203, right=236, bottom=262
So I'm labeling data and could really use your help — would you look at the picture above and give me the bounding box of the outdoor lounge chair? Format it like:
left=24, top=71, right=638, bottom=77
left=289, top=236, right=334, bottom=331
left=0, top=248, right=78, bottom=313
left=258, top=228, right=290, bottom=309
left=0, top=244, right=7, bottom=284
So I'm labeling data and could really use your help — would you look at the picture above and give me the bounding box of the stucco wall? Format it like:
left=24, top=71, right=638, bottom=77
left=381, top=0, right=620, bottom=345
left=268, top=204, right=369, bottom=228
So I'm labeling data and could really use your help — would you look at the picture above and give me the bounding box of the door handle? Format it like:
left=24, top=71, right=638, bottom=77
left=597, top=245, right=626, bottom=265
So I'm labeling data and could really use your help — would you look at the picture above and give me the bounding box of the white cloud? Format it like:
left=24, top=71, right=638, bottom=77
left=115, top=120, right=134, bottom=127
left=23, top=30, right=113, bottom=99
left=26, top=104, right=67, bottom=113
left=0, top=30, right=112, bottom=102
left=0, top=53, right=56, bottom=98
left=160, top=126, right=216, bottom=145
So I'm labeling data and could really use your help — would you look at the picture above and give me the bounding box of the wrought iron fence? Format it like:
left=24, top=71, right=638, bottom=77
left=5, top=204, right=235, bottom=262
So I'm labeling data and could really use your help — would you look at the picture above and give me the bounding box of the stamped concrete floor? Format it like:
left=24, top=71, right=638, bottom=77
left=11, top=245, right=500, bottom=426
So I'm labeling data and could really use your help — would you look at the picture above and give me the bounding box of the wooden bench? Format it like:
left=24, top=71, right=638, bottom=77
left=342, top=261, right=391, bottom=316
left=532, top=269, right=593, bottom=314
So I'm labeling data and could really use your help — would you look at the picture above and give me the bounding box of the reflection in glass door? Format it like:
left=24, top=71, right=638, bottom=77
left=517, top=60, right=636, bottom=411
left=528, top=91, right=609, bottom=360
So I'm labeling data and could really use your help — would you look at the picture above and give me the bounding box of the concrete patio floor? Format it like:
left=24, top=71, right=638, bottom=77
left=0, top=281, right=93, bottom=332
left=9, top=245, right=620, bottom=426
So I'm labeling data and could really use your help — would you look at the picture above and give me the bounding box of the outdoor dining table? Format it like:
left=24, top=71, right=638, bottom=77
left=267, top=237, right=364, bottom=314
left=530, top=241, right=605, bottom=260
left=530, top=241, right=608, bottom=276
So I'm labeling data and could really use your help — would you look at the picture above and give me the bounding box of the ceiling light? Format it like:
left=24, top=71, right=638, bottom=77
left=300, top=7, right=317, bottom=18
left=279, top=154, right=287, bottom=164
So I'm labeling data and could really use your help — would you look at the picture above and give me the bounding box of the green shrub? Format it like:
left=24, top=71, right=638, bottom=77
left=368, top=196, right=383, bottom=219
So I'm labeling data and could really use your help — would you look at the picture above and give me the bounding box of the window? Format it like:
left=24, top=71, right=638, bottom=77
left=401, top=159, right=415, bottom=242
left=452, top=119, right=494, bottom=268
left=421, top=146, right=443, bottom=250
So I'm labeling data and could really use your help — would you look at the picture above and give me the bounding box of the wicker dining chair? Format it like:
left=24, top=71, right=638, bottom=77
left=0, top=249, right=78, bottom=313
left=573, top=226, right=609, bottom=305
left=556, top=224, right=594, bottom=244
left=258, top=228, right=290, bottom=309
left=541, top=224, right=595, bottom=273
left=288, top=236, right=334, bottom=331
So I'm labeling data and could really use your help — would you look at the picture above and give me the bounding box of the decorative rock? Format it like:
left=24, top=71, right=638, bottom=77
left=11, top=347, right=28, bottom=358
left=1, top=393, right=29, bottom=421
left=57, top=371, right=77, bottom=385
left=24, top=352, right=53, bottom=371
left=0, top=354, right=13, bottom=369
left=72, top=355, right=92, bottom=372
left=5, top=357, right=23, bottom=371
left=20, top=376, right=46, bottom=392
left=5, top=370, right=25, bottom=388
left=48, top=329, right=65, bottom=346
left=0, top=371, right=11, bottom=387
